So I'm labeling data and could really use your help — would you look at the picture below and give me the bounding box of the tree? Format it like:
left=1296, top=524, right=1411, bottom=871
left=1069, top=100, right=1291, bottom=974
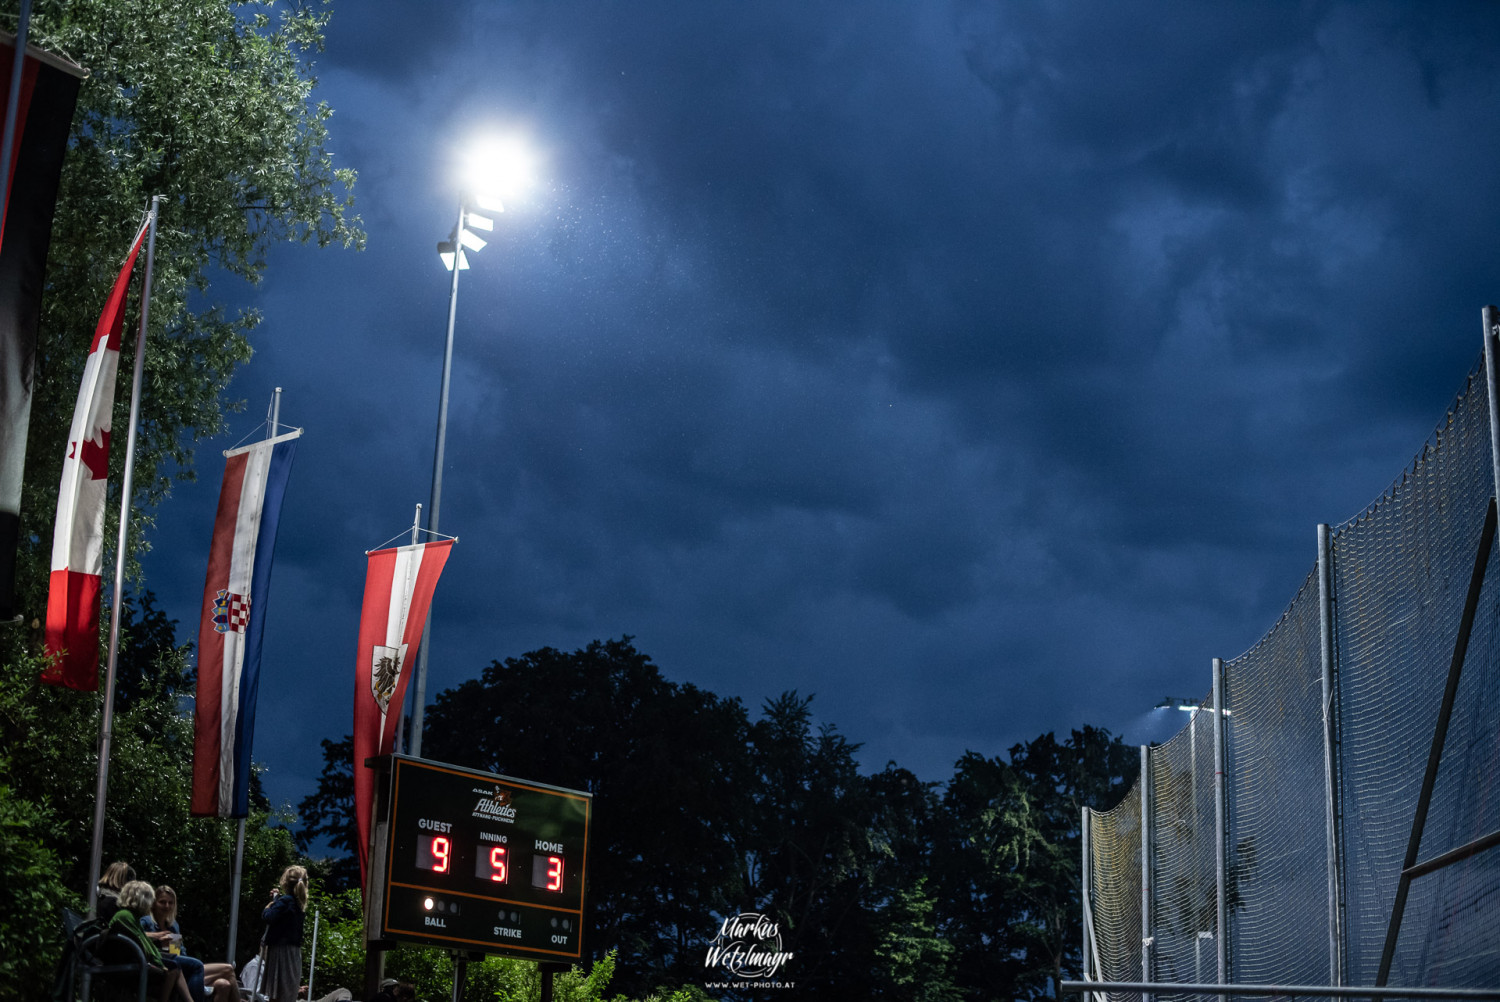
left=301, top=640, right=1139, bottom=1000
left=0, top=594, right=304, bottom=999
left=933, top=728, right=1136, bottom=1001
left=738, top=691, right=876, bottom=993
left=296, top=734, right=361, bottom=890
left=0, top=6, right=359, bottom=982
left=9, top=0, right=361, bottom=631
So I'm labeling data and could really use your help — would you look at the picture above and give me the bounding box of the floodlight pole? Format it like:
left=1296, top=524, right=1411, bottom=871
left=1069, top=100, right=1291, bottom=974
left=409, top=202, right=465, bottom=759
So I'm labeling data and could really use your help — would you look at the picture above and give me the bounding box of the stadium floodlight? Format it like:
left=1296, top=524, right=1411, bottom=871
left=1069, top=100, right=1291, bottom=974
left=464, top=134, right=535, bottom=208
left=1154, top=695, right=1229, bottom=716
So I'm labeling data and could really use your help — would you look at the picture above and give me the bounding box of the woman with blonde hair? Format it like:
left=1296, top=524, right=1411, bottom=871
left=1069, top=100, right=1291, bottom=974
left=141, top=885, right=239, bottom=1001
left=260, top=865, right=309, bottom=1002
left=108, top=880, right=192, bottom=1002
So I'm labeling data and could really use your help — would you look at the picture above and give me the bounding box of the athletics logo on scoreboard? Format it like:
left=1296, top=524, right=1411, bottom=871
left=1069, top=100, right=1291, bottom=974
left=472, top=787, right=517, bottom=823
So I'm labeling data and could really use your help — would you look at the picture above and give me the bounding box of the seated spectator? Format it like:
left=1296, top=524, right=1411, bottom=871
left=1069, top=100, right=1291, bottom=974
left=108, top=880, right=192, bottom=1002
left=140, top=885, right=238, bottom=1001
left=96, top=861, right=135, bottom=917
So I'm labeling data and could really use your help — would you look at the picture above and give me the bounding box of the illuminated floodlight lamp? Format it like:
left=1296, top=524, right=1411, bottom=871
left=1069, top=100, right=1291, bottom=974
left=436, top=239, right=468, bottom=271
left=458, top=226, right=487, bottom=253
left=1154, top=695, right=1230, bottom=717
left=463, top=134, right=535, bottom=209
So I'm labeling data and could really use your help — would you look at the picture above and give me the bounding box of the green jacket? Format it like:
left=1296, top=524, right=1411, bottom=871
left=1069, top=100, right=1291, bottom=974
left=108, top=908, right=165, bottom=968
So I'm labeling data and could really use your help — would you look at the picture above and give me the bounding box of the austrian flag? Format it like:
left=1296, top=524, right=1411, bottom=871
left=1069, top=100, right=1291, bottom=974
left=190, top=430, right=300, bottom=818
left=41, top=218, right=151, bottom=689
left=353, top=538, right=453, bottom=882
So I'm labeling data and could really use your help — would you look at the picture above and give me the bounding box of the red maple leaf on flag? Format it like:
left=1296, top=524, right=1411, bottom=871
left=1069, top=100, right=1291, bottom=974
left=76, top=431, right=110, bottom=480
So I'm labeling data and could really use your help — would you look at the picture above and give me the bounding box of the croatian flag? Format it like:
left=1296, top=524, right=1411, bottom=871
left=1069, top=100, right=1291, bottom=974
left=41, top=219, right=151, bottom=689
left=190, top=430, right=300, bottom=818
left=353, top=538, right=453, bottom=882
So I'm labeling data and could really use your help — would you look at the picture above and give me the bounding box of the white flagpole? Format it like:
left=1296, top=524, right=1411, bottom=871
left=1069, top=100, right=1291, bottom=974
left=85, top=195, right=161, bottom=916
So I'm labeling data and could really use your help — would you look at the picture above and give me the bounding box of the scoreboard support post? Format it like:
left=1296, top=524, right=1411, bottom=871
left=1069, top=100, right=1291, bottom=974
left=362, top=755, right=391, bottom=1002
left=539, top=961, right=569, bottom=1002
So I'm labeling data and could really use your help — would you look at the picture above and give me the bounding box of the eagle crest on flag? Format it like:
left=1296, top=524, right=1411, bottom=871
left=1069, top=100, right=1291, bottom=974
left=211, top=589, right=250, bottom=634
left=371, top=643, right=408, bottom=711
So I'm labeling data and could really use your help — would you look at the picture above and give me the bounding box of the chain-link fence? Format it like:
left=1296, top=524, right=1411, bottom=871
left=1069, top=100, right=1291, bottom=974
left=1082, top=323, right=1500, bottom=999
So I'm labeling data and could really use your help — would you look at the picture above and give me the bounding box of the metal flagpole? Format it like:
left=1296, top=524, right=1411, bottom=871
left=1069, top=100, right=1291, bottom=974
left=226, top=387, right=281, bottom=962
left=226, top=820, right=246, bottom=961
left=307, top=908, right=319, bottom=1002
left=85, top=196, right=161, bottom=915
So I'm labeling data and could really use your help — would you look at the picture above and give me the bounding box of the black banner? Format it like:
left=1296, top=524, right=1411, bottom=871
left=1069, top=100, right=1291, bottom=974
left=0, top=31, right=82, bottom=620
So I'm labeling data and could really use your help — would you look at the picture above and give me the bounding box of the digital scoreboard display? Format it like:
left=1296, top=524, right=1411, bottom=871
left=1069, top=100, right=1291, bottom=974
left=370, top=755, right=591, bottom=961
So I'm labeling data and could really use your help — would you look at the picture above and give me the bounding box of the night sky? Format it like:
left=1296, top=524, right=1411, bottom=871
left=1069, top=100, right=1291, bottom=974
left=136, top=2, right=1500, bottom=816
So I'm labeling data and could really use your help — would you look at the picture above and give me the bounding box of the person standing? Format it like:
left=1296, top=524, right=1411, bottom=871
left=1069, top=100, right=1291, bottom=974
left=260, top=866, right=308, bottom=1002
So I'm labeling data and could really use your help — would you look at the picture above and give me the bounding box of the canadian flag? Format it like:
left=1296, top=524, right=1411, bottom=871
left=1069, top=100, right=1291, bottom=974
left=353, top=538, right=453, bottom=883
left=41, top=219, right=150, bottom=689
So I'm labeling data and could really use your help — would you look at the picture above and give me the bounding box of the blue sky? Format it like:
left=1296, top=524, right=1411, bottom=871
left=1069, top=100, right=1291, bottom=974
left=137, top=0, right=1500, bottom=814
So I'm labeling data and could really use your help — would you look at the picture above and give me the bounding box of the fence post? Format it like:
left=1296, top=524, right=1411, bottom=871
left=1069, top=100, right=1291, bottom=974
left=1082, top=805, right=1093, bottom=1002
left=1484, top=306, right=1500, bottom=502
left=1318, top=523, right=1343, bottom=987
left=1213, top=657, right=1227, bottom=986
left=1141, top=744, right=1153, bottom=1002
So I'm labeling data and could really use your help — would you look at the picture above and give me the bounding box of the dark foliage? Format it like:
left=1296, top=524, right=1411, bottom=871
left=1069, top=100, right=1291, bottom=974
left=300, top=637, right=1140, bottom=1001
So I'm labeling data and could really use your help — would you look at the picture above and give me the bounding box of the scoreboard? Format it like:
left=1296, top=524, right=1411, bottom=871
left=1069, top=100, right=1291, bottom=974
left=365, top=755, right=592, bottom=962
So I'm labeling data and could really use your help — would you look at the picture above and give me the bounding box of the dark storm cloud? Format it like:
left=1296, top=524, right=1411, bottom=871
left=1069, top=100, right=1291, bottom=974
left=140, top=1, right=1500, bottom=806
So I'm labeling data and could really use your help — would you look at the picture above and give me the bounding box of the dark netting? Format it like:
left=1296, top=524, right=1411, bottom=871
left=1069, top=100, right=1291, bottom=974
left=1148, top=696, right=1219, bottom=1000
left=1223, top=568, right=1330, bottom=990
left=1091, top=786, right=1143, bottom=1002
left=1331, top=363, right=1498, bottom=987
left=1085, top=353, right=1500, bottom=996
